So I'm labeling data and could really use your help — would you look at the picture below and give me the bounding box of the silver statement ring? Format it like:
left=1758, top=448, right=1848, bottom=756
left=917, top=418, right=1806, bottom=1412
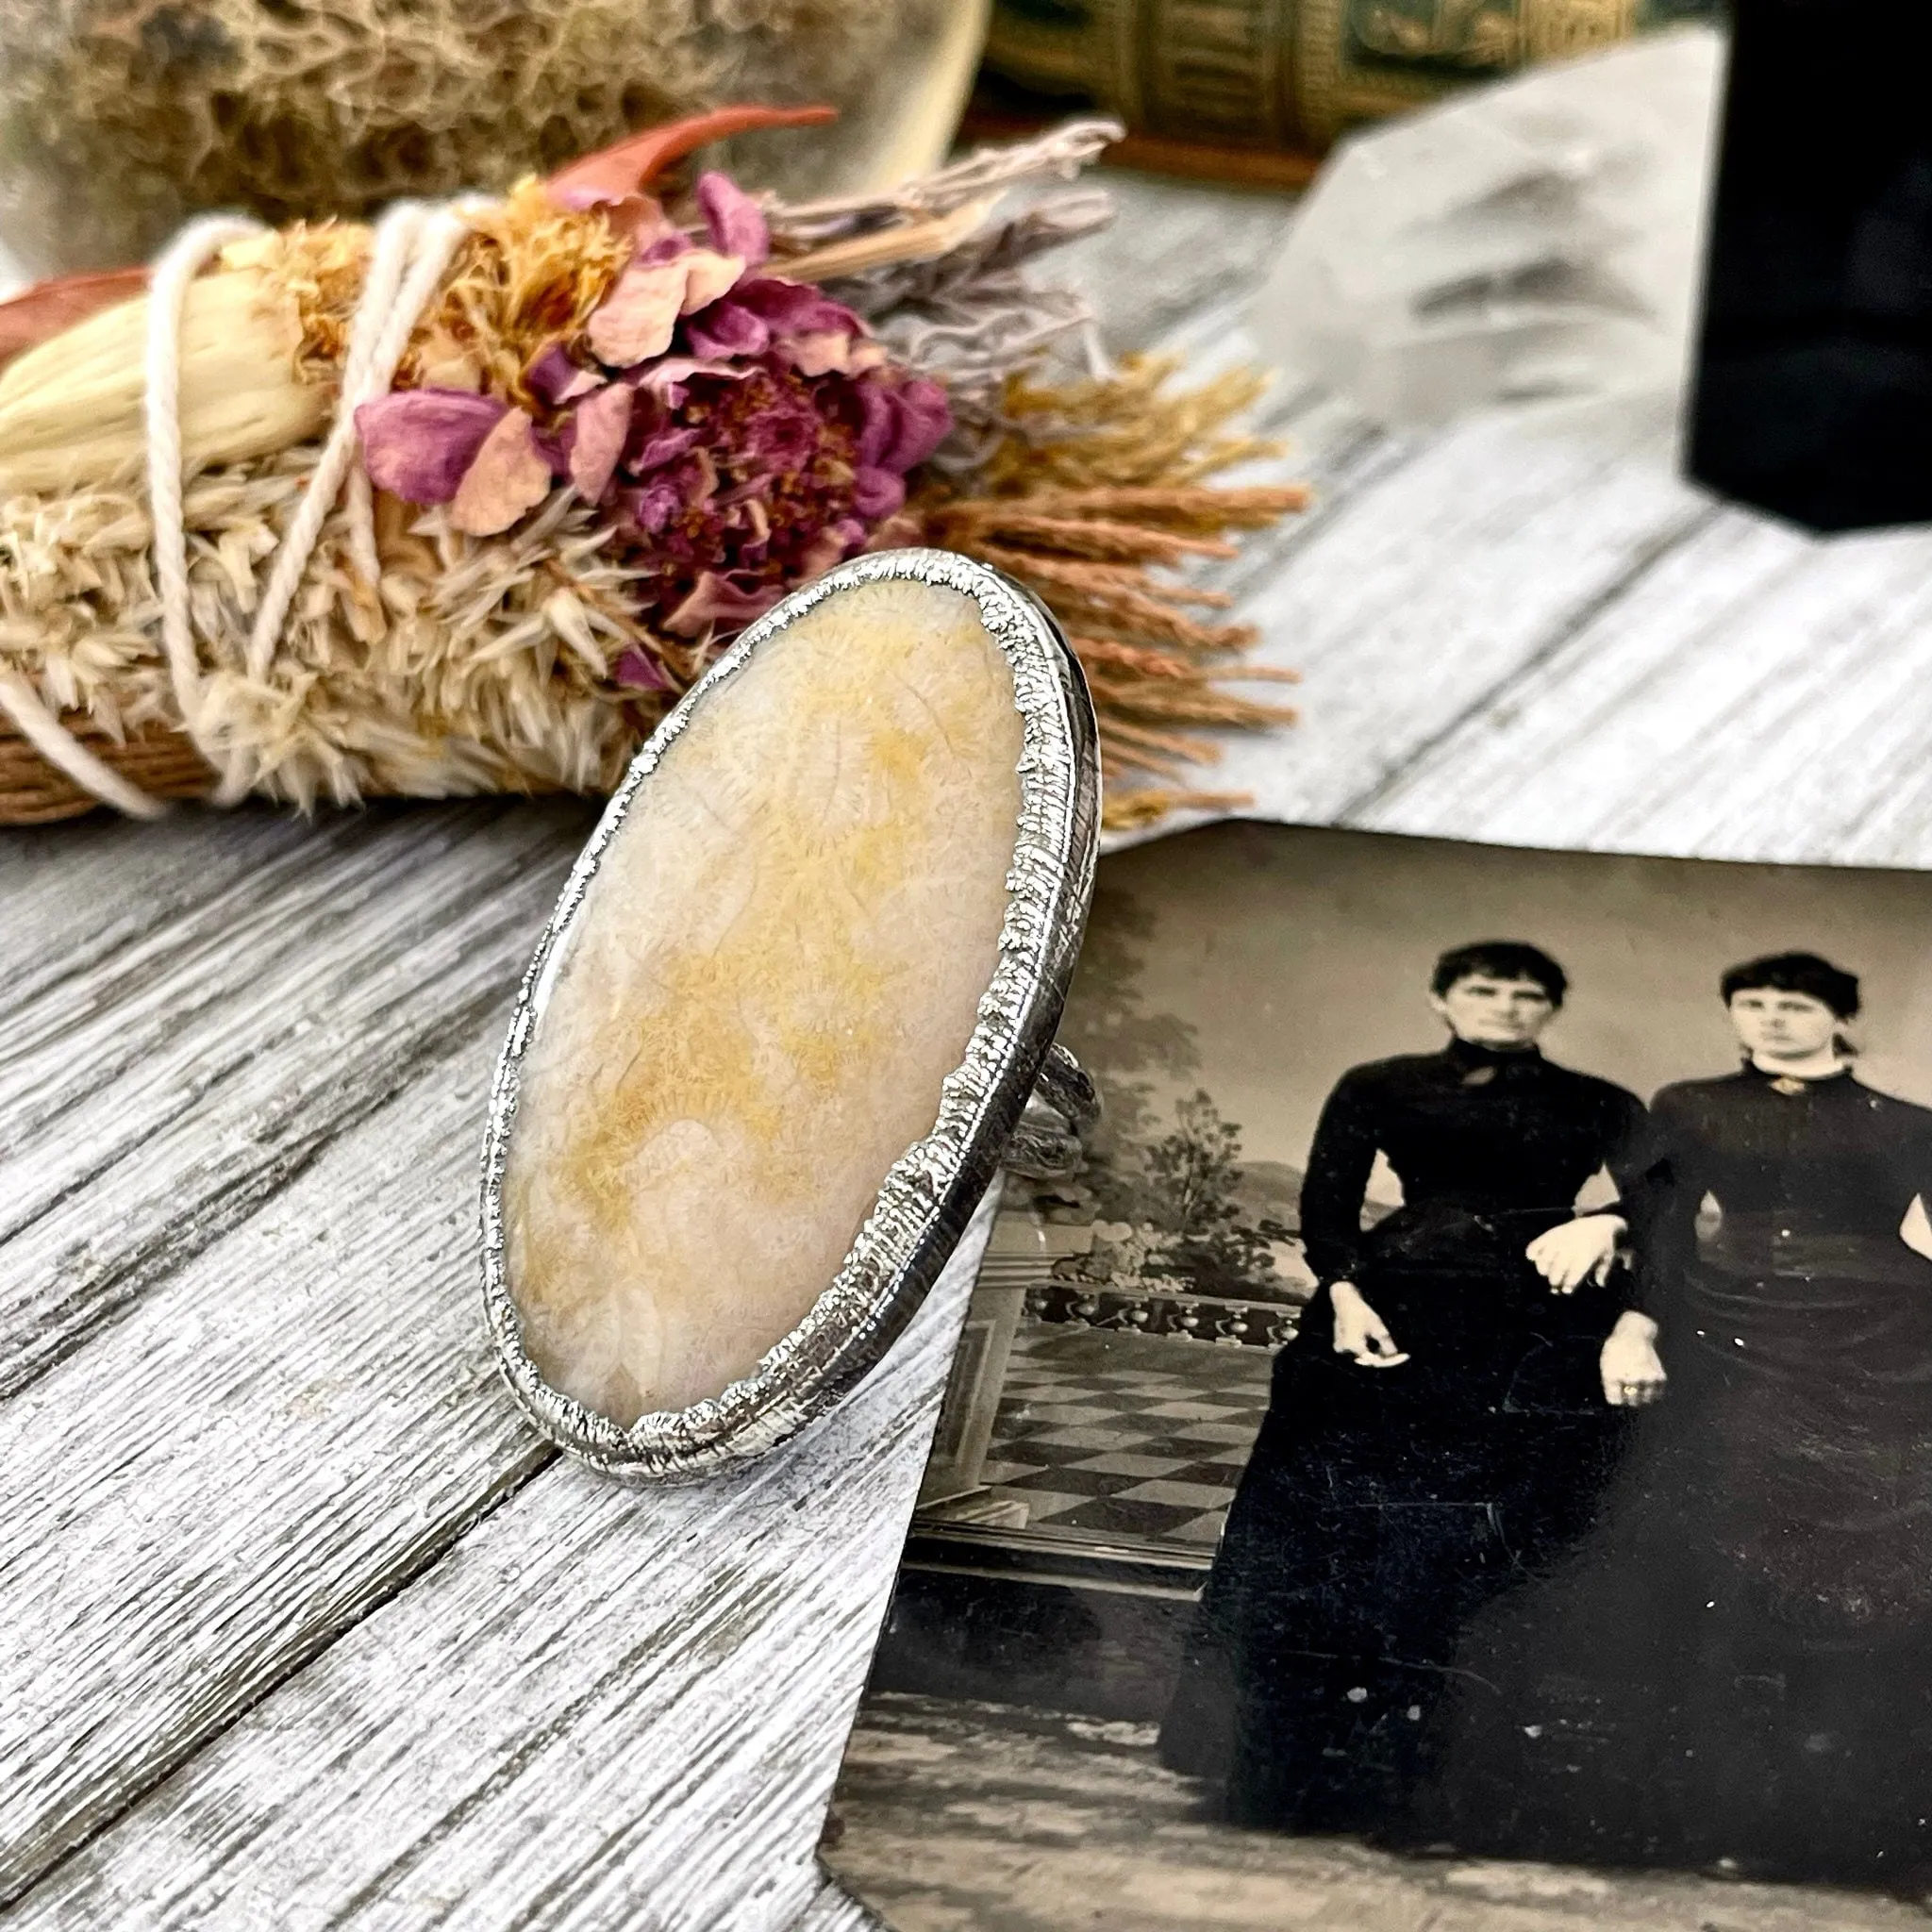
left=1005, top=1042, right=1101, bottom=1180
left=479, top=549, right=1100, bottom=1483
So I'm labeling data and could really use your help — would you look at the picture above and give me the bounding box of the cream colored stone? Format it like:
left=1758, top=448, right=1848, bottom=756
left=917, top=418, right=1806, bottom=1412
left=503, top=577, right=1024, bottom=1426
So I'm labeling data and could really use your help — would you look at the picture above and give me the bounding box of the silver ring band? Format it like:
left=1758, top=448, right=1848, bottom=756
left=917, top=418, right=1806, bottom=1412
left=1004, top=1043, right=1099, bottom=1179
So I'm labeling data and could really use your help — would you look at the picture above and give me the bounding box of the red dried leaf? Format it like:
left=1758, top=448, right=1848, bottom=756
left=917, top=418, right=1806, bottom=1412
left=545, top=105, right=837, bottom=209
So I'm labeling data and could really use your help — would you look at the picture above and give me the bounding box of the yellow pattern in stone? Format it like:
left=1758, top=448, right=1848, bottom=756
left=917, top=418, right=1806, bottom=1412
left=504, top=577, right=1024, bottom=1426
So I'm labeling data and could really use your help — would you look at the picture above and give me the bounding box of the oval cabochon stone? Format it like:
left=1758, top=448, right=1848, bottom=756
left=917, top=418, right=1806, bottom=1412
left=502, top=575, right=1026, bottom=1427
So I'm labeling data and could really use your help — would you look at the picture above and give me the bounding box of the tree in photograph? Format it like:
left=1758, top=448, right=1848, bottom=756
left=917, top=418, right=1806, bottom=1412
left=1053, top=879, right=1201, bottom=1224
left=1142, top=1090, right=1279, bottom=1296
left=1143, top=1090, right=1240, bottom=1231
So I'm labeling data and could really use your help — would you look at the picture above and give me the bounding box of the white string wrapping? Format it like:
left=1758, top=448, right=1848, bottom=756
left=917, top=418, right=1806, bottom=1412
left=17, top=198, right=475, bottom=816
left=143, top=213, right=268, bottom=797
left=0, top=671, right=172, bottom=821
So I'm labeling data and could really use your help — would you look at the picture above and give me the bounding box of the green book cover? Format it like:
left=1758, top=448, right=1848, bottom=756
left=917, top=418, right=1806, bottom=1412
left=988, top=0, right=1722, bottom=150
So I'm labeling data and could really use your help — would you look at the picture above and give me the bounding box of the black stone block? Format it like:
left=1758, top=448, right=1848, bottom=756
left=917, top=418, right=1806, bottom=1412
left=1688, top=0, right=1932, bottom=531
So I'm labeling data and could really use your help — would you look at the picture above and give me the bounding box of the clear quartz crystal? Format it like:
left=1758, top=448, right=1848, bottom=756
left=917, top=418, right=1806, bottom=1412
left=502, top=576, right=1024, bottom=1429
left=1251, top=28, right=1724, bottom=426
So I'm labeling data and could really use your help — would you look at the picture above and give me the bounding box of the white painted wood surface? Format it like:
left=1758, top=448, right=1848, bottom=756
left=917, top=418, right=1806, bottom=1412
left=7, top=170, right=1932, bottom=1930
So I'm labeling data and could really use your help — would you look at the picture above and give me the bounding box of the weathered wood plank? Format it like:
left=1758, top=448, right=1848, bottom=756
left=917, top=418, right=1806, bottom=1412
left=0, top=801, right=592, bottom=1397
left=5, top=1191, right=984, bottom=1930
left=1194, top=388, right=1719, bottom=827
left=0, top=808, right=317, bottom=1012
left=824, top=1696, right=1931, bottom=1932
left=1352, top=506, right=1932, bottom=867
left=0, top=1038, right=553, bottom=1903
left=797, top=1883, right=881, bottom=1932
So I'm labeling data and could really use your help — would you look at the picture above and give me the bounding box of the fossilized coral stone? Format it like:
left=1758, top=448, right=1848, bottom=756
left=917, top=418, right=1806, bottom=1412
left=503, top=576, right=1025, bottom=1427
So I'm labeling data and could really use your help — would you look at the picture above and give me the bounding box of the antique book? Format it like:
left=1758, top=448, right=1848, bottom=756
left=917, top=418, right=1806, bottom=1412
left=984, top=0, right=1723, bottom=155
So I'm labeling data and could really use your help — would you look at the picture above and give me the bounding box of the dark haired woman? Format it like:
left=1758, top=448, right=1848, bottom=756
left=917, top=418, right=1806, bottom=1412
left=1159, top=940, right=1655, bottom=1833
left=1429, top=952, right=1932, bottom=1885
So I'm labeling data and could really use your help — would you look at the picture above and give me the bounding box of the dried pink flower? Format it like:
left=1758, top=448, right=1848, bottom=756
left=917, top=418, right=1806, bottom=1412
left=566, top=381, right=633, bottom=505
left=360, top=171, right=956, bottom=666
left=662, top=571, right=784, bottom=637
left=450, top=408, right=554, bottom=536
left=695, top=171, right=769, bottom=267
left=586, top=258, right=689, bottom=365
left=356, top=389, right=508, bottom=504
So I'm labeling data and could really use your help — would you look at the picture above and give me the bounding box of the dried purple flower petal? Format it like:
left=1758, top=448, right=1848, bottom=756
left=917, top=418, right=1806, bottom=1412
left=450, top=408, right=554, bottom=535
left=356, top=389, right=508, bottom=505
left=695, top=171, right=769, bottom=267
left=852, top=375, right=953, bottom=475
left=741, top=389, right=819, bottom=473
left=588, top=257, right=688, bottom=366
left=567, top=381, right=634, bottom=505
left=614, top=644, right=675, bottom=692
left=626, top=477, right=686, bottom=534
left=634, top=357, right=752, bottom=406
left=730, top=278, right=862, bottom=338
left=662, top=570, right=783, bottom=637
left=683, top=300, right=769, bottom=361
left=853, top=381, right=894, bottom=472
left=525, top=345, right=606, bottom=408
left=628, top=425, right=702, bottom=473
left=852, top=467, right=907, bottom=519
left=885, top=376, right=951, bottom=471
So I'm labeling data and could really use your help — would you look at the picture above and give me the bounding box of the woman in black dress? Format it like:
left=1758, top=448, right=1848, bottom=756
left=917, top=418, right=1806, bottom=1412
left=1159, top=940, right=1656, bottom=1832
left=1430, top=952, right=1932, bottom=1886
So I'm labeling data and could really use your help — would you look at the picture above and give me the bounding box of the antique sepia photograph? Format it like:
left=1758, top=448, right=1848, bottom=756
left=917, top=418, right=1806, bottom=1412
left=825, top=821, right=1932, bottom=1931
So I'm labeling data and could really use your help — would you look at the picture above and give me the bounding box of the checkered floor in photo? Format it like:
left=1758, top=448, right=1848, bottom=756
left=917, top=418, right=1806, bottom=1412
left=973, top=1323, right=1276, bottom=1550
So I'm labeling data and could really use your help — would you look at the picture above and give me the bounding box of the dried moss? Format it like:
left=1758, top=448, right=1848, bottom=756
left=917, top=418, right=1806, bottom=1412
left=0, top=0, right=916, bottom=272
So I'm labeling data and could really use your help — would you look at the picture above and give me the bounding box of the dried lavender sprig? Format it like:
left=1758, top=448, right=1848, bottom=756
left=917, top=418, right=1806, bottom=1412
left=767, top=119, right=1124, bottom=245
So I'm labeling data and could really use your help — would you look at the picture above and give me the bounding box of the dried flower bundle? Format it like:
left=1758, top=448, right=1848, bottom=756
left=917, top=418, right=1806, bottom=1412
left=0, top=111, right=1303, bottom=829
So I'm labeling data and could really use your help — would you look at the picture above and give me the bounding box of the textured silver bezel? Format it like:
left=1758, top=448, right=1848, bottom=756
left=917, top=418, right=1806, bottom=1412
left=480, top=547, right=1100, bottom=1481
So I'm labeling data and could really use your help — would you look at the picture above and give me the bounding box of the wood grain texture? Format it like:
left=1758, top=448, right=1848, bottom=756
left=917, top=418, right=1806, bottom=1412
left=0, top=1038, right=551, bottom=1902
left=7, top=167, right=1932, bottom=1932
left=1133, top=290, right=1932, bottom=874
left=5, top=1183, right=985, bottom=1929
left=796, top=1886, right=881, bottom=1932
left=0, top=800, right=596, bottom=1399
